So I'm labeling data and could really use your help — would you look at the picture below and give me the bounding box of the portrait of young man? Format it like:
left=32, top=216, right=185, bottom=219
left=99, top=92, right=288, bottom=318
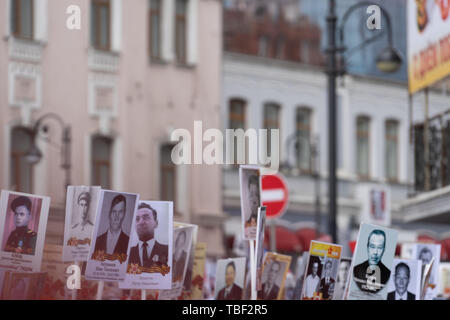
left=335, top=258, right=351, bottom=300
left=216, top=260, right=243, bottom=300
left=4, top=196, right=37, bottom=255
left=303, top=257, right=321, bottom=299
left=387, top=262, right=416, bottom=300
left=258, top=261, right=281, bottom=300
left=128, top=203, right=168, bottom=269
left=71, top=191, right=94, bottom=240
left=353, top=229, right=391, bottom=293
left=94, top=194, right=130, bottom=256
left=319, top=260, right=336, bottom=300
left=239, top=166, right=261, bottom=240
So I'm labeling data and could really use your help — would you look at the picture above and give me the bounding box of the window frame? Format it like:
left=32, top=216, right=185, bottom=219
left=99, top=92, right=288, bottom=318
left=11, top=0, right=34, bottom=40
left=296, top=107, right=312, bottom=174
left=91, top=0, right=111, bottom=51
left=91, top=135, right=113, bottom=189
left=385, top=119, right=399, bottom=183
left=10, top=126, right=34, bottom=193
left=149, top=0, right=162, bottom=60
left=174, top=0, right=188, bottom=65
left=356, top=115, right=371, bottom=180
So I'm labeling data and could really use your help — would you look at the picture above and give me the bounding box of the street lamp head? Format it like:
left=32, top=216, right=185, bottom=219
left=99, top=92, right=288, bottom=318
left=25, top=143, right=43, bottom=165
left=376, top=46, right=402, bottom=73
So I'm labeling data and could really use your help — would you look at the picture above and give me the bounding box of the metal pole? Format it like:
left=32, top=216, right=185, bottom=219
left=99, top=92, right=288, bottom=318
left=326, top=0, right=338, bottom=243
left=424, top=88, right=430, bottom=191
left=270, top=220, right=276, bottom=252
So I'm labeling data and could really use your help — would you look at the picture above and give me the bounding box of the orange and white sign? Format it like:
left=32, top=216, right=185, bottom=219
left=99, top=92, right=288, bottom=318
left=408, top=0, right=450, bottom=93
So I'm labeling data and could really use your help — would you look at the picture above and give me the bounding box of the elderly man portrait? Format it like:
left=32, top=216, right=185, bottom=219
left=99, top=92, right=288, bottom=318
left=387, top=262, right=416, bottom=300
left=4, top=196, right=37, bottom=255
left=128, top=203, right=168, bottom=269
left=94, top=194, right=129, bottom=256
left=304, top=258, right=320, bottom=299
left=217, top=261, right=243, bottom=300
left=353, top=229, right=391, bottom=293
left=258, top=261, right=281, bottom=300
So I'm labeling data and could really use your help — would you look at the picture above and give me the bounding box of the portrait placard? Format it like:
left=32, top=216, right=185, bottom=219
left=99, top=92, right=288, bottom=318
left=347, top=223, right=398, bottom=300
left=334, top=257, right=352, bottom=300
left=255, top=206, right=266, bottom=291
left=411, top=243, right=441, bottom=300
left=301, top=241, right=342, bottom=300
left=257, top=252, right=291, bottom=300
left=119, top=201, right=173, bottom=290
left=386, top=258, right=422, bottom=300
left=0, top=190, right=50, bottom=272
left=438, top=262, right=450, bottom=298
left=214, top=257, right=246, bottom=300
left=239, top=166, right=262, bottom=240
left=185, top=242, right=207, bottom=300
left=63, top=186, right=101, bottom=262
left=1, top=271, right=47, bottom=300
left=85, top=190, right=139, bottom=281
left=158, top=224, right=195, bottom=300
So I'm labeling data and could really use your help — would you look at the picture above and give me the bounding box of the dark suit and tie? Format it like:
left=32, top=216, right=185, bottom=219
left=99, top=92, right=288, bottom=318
left=319, top=277, right=336, bottom=299
left=94, top=230, right=129, bottom=256
left=128, top=240, right=169, bottom=268
left=387, top=291, right=415, bottom=300
left=217, top=283, right=243, bottom=300
left=257, top=282, right=279, bottom=300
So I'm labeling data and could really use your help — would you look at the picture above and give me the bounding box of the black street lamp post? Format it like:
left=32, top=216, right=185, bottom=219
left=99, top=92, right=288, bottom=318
left=326, top=0, right=402, bottom=243
left=25, top=113, right=72, bottom=190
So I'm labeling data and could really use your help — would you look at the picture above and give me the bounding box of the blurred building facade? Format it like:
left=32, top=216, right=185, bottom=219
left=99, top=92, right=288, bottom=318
left=0, top=0, right=225, bottom=257
left=221, top=1, right=450, bottom=257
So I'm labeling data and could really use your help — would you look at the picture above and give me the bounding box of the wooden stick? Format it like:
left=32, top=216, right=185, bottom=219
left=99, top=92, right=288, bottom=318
left=96, top=280, right=104, bottom=300
left=249, top=240, right=257, bottom=300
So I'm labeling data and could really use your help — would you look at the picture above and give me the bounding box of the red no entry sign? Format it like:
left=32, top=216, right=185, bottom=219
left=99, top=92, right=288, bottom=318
left=261, top=173, right=289, bottom=220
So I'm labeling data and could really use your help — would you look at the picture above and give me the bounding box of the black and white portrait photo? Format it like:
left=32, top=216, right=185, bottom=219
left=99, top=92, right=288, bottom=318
left=386, top=259, right=421, bottom=300
left=302, top=255, right=322, bottom=299
left=85, top=190, right=139, bottom=282
left=0, top=190, right=50, bottom=272
left=334, top=257, right=352, bottom=300
left=255, top=206, right=266, bottom=291
left=120, top=201, right=173, bottom=290
left=318, top=259, right=338, bottom=300
left=415, top=243, right=441, bottom=300
left=348, top=223, right=398, bottom=300
left=63, top=186, right=101, bottom=262
left=239, top=166, right=261, bottom=241
left=258, top=253, right=291, bottom=300
left=215, top=257, right=245, bottom=300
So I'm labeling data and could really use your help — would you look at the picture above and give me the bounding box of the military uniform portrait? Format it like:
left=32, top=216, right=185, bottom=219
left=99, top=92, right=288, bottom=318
left=2, top=195, right=41, bottom=256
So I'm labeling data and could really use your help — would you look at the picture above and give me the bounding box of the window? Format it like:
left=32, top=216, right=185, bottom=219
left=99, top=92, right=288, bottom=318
left=385, top=120, right=399, bottom=182
left=91, top=135, right=112, bottom=188
left=356, top=116, right=370, bottom=179
left=160, top=144, right=176, bottom=203
left=10, top=127, right=33, bottom=193
left=149, top=0, right=161, bottom=59
left=229, top=99, right=246, bottom=165
left=263, top=103, right=280, bottom=157
left=175, top=0, right=187, bottom=64
left=11, top=0, right=34, bottom=40
left=91, top=0, right=111, bottom=51
left=296, top=107, right=312, bottom=172
left=258, top=35, right=269, bottom=57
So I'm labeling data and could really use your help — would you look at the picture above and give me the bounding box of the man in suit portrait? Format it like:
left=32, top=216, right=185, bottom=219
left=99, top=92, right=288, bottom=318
left=353, top=229, right=391, bottom=293
left=387, top=262, right=416, bottom=300
left=217, top=261, right=243, bottom=300
left=172, top=229, right=187, bottom=282
left=245, top=175, right=260, bottom=228
left=258, top=261, right=281, bottom=300
left=128, top=203, right=168, bottom=271
left=319, top=260, right=336, bottom=300
left=4, top=196, right=37, bottom=255
left=94, top=194, right=129, bottom=256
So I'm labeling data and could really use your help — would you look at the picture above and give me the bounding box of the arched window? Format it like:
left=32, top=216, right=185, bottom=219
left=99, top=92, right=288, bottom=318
left=356, top=116, right=370, bottom=179
left=385, top=119, right=399, bottom=182
left=263, top=103, right=281, bottom=157
left=296, top=107, right=312, bottom=172
left=91, top=135, right=113, bottom=188
left=10, top=126, right=34, bottom=193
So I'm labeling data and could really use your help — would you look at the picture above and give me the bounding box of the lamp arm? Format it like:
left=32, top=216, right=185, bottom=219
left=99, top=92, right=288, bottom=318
left=338, top=1, right=393, bottom=49
left=32, top=112, right=67, bottom=134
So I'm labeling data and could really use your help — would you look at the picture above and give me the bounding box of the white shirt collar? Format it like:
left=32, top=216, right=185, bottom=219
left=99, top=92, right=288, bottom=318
left=395, top=291, right=407, bottom=300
